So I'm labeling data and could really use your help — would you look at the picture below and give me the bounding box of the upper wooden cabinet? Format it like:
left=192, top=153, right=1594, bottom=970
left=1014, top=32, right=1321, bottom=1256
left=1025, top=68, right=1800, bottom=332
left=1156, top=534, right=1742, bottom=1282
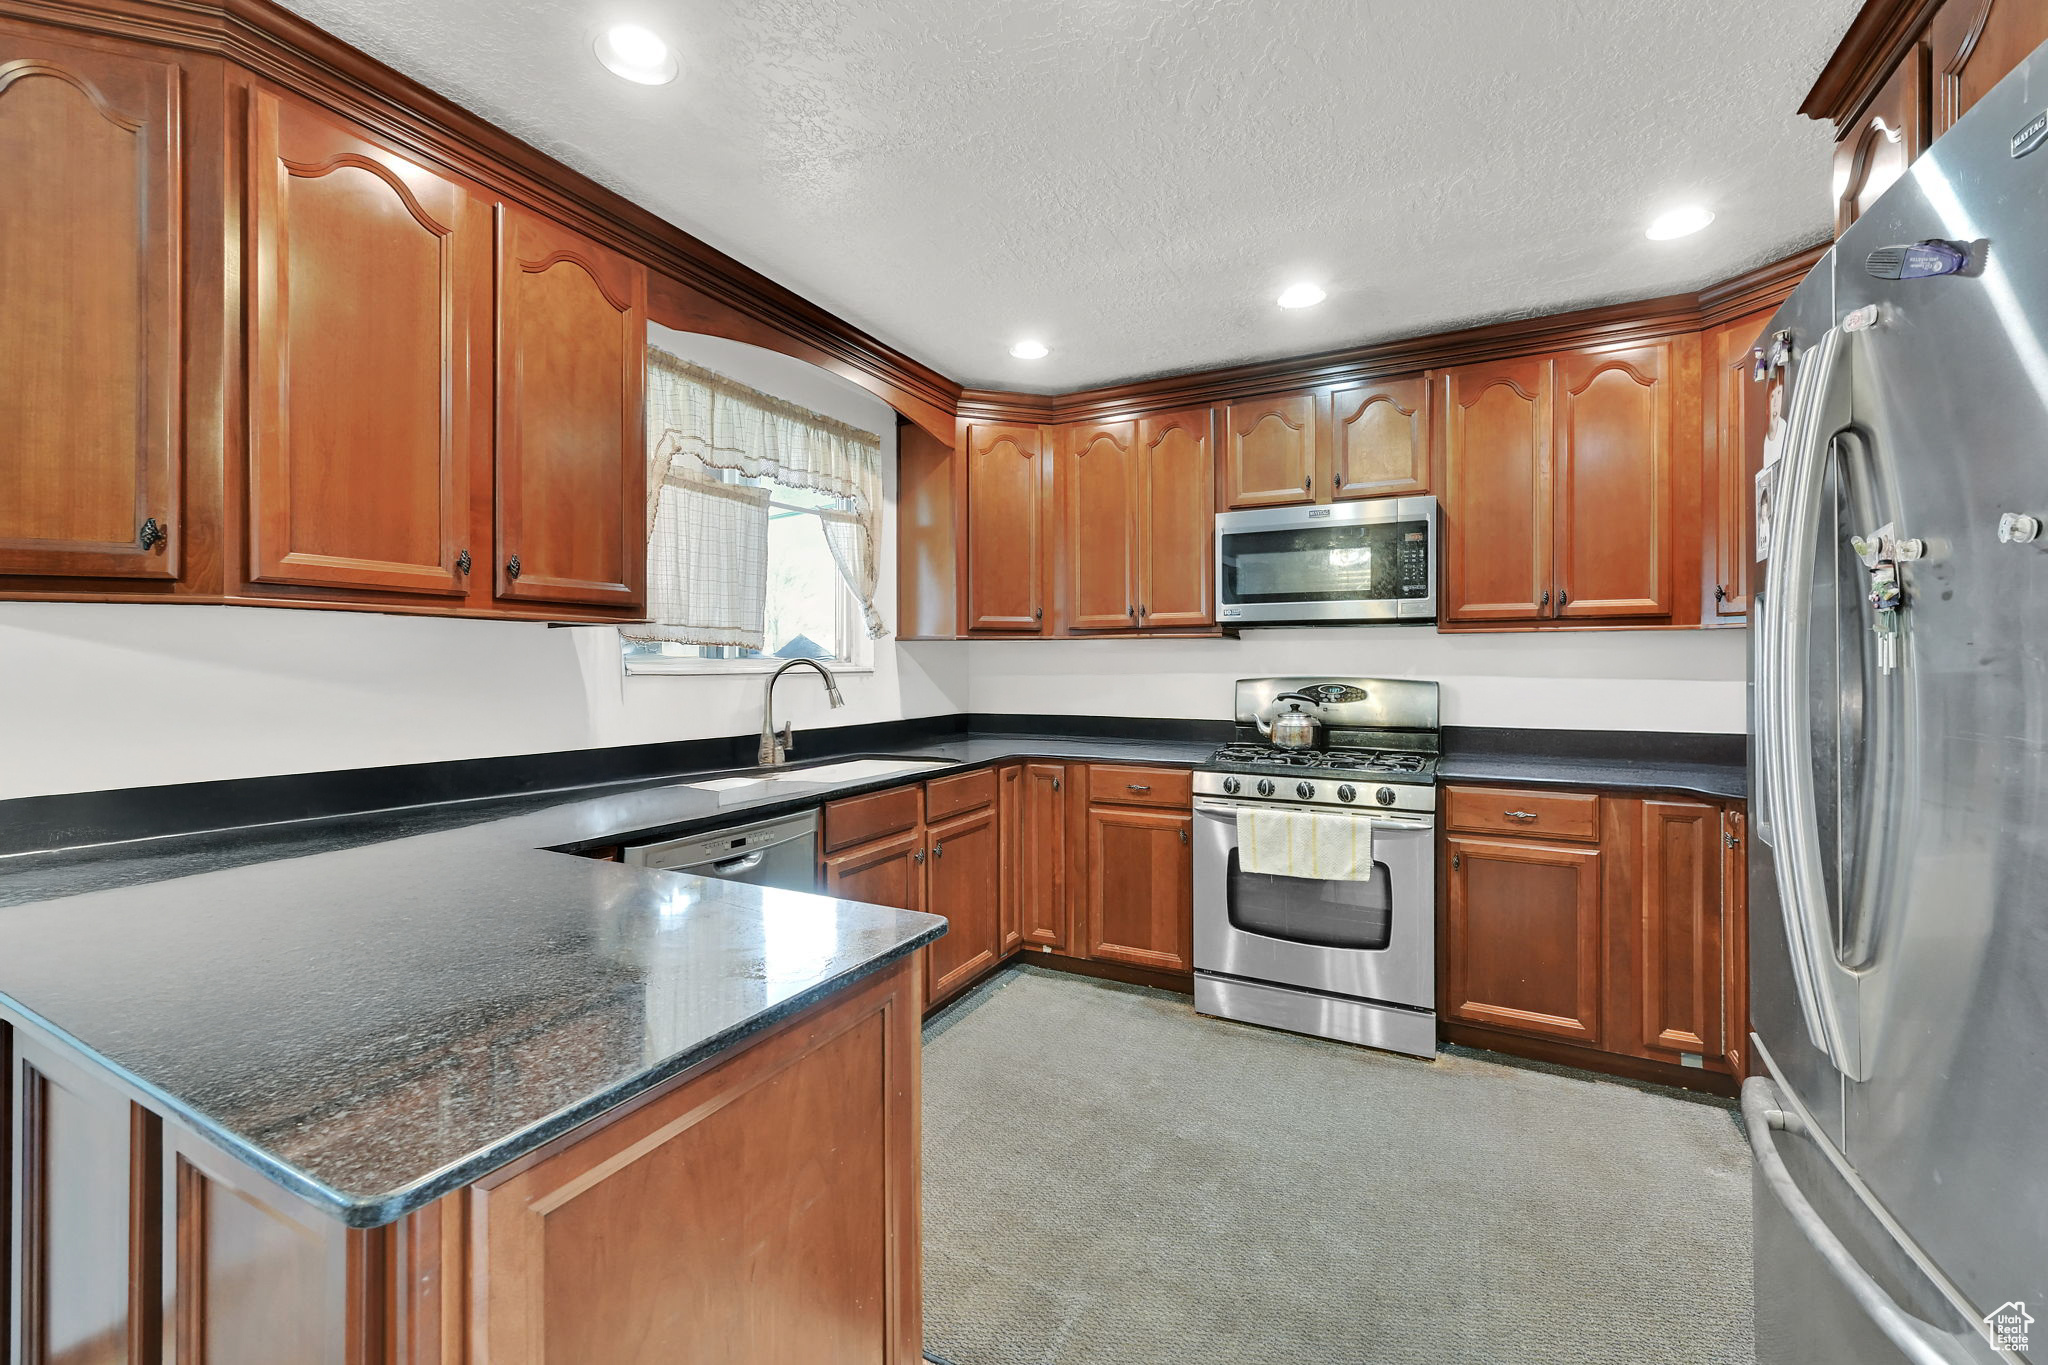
left=1440, top=357, right=1552, bottom=623
left=1834, top=49, right=1928, bottom=235
left=1136, top=408, right=1215, bottom=628
left=0, top=24, right=181, bottom=580
left=1330, top=375, right=1431, bottom=500
left=1705, top=309, right=1775, bottom=621
left=1063, top=420, right=1141, bottom=631
left=1931, top=0, right=2048, bottom=134
left=1223, top=394, right=1316, bottom=508
left=1551, top=341, right=1677, bottom=620
left=494, top=205, right=646, bottom=609
left=246, top=89, right=487, bottom=598
left=965, top=422, right=1049, bottom=632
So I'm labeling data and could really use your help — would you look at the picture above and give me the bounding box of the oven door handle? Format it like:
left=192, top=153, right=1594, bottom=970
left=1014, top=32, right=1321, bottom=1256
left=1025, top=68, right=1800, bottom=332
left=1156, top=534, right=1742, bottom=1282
left=1192, top=798, right=1433, bottom=832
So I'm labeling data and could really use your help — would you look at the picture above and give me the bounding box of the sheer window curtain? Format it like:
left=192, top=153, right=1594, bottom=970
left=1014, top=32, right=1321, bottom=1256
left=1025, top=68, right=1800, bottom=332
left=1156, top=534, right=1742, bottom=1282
left=627, top=346, right=888, bottom=649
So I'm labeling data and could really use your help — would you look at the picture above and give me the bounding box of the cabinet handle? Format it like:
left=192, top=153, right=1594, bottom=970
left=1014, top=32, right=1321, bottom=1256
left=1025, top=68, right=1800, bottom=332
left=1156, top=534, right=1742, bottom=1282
left=932, top=840, right=943, bottom=858
left=506, top=554, right=523, bottom=580
left=1033, top=606, right=1043, bottom=621
left=1127, top=604, right=1135, bottom=618
left=1302, top=475, right=1311, bottom=493
left=1139, top=605, right=1148, bottom=617
left=1127, top=783, right=1151, bottom=793
left=1505, top=810, right=1538, bottom=822
left=1557, top=588, right=1569, bottom=607
left=1714, top=584, right=1728, bottom=603
left=1452, top=853, right=1461, bottom=871
left=137, top=517, right=167, bottom=552
left=1539, top=589, right=1549, bottom=607
left=455, top=548, right=472, bottom=576
left=913, top=849, right=925, bottom=865
left=1333, top=470, right=1343, bottom=492
left=1052, top=776, right=1062, bottom=791
left=1179, top=826, right=1188, bottom=845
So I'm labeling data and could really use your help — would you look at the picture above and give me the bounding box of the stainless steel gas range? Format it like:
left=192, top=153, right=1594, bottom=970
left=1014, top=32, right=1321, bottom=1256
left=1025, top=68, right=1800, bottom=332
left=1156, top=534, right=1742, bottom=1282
left=1192, top=676, right=1440, bottom=1058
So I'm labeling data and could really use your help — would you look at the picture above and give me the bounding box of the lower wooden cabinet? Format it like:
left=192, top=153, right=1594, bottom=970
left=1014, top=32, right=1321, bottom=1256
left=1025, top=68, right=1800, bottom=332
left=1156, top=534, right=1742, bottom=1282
left=6, top=960, right=925, bottom=1364
left=1441, top=783, right=1748, bottom=1085
left=1012, top=762, right=1069, bottom=951
left=1081, top=798, right=1193, bottom=974
left=924, top=803, right=1001, bottom=1001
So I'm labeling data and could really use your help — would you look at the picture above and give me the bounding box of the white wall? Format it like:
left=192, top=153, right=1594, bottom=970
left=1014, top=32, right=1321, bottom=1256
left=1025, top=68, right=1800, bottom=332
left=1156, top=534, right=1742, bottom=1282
left=0, top=333, right=970, bottom=803
left=963, top=627, right=1748, bottom=733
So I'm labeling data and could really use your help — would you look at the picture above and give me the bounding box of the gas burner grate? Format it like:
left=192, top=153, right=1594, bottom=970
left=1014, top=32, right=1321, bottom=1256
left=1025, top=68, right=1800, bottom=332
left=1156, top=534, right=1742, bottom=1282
left=1206, top=744, right=1434, bottom=777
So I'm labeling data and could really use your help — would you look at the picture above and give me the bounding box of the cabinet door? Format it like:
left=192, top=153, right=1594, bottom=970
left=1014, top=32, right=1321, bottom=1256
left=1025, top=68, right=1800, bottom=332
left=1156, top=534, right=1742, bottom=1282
left=1083, top=803, right=1191, bottom=973
left=997, top=765, right=1024, bottom=954
left=1440, top=358, right=1551, bottom=622
left=495, top=205, right=645, bottom=608
left=1551, top=341, right=1674, bottom=620
left=1222, top=394, right=1316, bottom=509
left=1136, top=407, right=1215, bottom=628
left=1721, top=806, right=1749, bottom=1078
left=1833, top=50, right=1928, bottom=235
left=1706, top=310, right=1774, bottom=620
left=1019, top=763, right=1068, bottom=950
left=965, top=422, right=1047, bottom=631
left=1931, top=0, right=2048, bottom=136
left=1330, top=375, right=1430, bottom=499
left=820, top=828, right=924, bottom=914
left=926, top=806, right=1001, bottom=1004
left=247, top=90, right=484, bottom=596
left=1638, top=799, right=1725, bottom=1059
left=1444, top=834, right=1602, bottom=1044
left=0, top=27, right=180, bottom=579
left=1062, top=420, right=1139, bottom=631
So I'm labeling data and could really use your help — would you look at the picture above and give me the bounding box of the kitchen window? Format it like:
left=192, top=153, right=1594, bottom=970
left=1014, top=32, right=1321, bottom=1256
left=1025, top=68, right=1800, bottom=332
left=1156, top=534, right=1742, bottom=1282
left=625, top=348, right=885, bottom=675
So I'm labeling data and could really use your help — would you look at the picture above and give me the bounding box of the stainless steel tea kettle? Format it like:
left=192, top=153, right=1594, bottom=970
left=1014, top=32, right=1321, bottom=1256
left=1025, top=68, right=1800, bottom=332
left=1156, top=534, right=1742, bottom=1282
left=1260, top=692, right=1324, bottom=750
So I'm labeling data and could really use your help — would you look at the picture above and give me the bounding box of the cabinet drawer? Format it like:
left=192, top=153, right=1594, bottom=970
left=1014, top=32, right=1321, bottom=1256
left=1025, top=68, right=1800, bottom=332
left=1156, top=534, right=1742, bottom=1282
left=1087, top=765, right=1192, bottom=808
left=924, top=767, right=996, bottom=821
left=823, top=785, right=923, bottom=853
left=1445, top=786, right=1600, bottom=843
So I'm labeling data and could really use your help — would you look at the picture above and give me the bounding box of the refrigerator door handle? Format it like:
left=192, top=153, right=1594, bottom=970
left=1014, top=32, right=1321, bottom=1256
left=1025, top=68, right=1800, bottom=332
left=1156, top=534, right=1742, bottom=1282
left=1743, top=1078, right=1968, bottom=1365
left=1761, top=323, right=1866, bottom=1080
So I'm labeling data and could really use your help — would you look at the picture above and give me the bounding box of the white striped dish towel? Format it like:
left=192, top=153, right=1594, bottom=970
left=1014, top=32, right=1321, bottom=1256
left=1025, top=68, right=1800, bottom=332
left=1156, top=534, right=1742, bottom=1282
left=1236, top=807, right=1374, bottom=881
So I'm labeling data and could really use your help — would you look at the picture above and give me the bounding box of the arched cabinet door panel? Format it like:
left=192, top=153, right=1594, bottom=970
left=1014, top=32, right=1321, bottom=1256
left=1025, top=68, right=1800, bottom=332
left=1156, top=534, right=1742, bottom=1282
left=1551, top=342, right=1675, bottom=620
left=246, top=88, right=486, bottom=596
left=1931, top=0, right=2048, bottom=136
left=964, top=422, right=1048, bottom=632
left=1331, top=376, right=1430, bottom=500
left=1440, top=358, right=1552, bottom=622
left=494, top=205, right=647, bottom=609
left=1063, top=420, right=1139, bottom=631
left=0, top=25, right=181, bottom=579
left=1137, top=407, right=1215, bottom=628
left=1223, top=394, right=1316, bottom=508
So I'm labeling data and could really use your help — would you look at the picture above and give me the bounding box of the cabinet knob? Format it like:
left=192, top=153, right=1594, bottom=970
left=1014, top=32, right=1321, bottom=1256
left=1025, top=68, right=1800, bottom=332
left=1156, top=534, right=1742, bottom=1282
left=1127, top=604, right=1135, bottom=618
left=932, top=840, right=943, bottom=858
left=137, top=517, right=167, bottom=552
left=1180, top=826, right=1188, bottom=845
left=1033, top=606, right=1042, bottom=621
left=1714, top=584, right=1728, bottom=603
left=1333, top=471, right=1342, bottom=492
left=1539, top=589, right=1549, bottom=607
left=1139, top=605, right=1148, bottom=617
left=1302, top=475, right=1311, bottom=492
left=1452, top=853, right=1462, bottom=871
left=456, top=548, right=472, bottom=576
left=1052, top=776, right=1062, bottom=792
left=913, top=849, right=925, bottom=865
left=506, top=554, right=523, bottom=580
left=1557, top=589, right=1569, bottom=607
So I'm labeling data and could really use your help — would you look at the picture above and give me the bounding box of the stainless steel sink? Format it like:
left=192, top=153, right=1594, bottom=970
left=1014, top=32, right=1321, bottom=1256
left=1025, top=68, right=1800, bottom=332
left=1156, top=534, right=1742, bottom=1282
left=684, top=756, right=957, bottom=793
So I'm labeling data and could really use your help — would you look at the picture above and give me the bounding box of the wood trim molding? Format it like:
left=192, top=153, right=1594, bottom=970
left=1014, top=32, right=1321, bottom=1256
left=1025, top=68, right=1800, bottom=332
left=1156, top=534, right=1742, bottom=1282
left=1799, top=0, right=1946, bottom=131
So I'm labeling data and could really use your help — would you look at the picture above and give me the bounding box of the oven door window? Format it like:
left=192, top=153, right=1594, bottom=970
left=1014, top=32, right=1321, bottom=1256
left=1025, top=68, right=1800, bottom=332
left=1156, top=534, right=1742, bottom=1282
left=1226, top=850, right=1393, bottom=950
left=1218, top=518, right=1429, bottom=605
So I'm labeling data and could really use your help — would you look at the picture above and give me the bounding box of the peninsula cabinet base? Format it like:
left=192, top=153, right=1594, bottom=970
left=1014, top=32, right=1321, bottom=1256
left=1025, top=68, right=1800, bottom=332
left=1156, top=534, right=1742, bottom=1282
left=4, top=957, right=925, bottom=1365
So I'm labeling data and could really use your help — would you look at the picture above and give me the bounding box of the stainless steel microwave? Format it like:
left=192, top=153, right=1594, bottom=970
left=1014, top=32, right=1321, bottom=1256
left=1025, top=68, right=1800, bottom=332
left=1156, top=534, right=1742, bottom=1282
left=1214, top=496, right=1438, bottom=625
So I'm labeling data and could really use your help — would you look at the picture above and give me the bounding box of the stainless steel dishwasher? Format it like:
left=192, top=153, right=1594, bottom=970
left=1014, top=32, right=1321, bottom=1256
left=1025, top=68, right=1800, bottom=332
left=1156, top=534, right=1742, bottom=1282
left=622, top=809, right=819, bottom=892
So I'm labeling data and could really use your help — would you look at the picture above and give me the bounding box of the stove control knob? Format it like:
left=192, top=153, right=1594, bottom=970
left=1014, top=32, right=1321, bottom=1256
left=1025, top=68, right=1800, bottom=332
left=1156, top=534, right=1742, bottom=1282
left=1221, top=776, right=1240, bottom=795
left=1256, top=778, right=1276, bottom=798
left=1336, top=783, right=1358, bottom=803
left=1296, top=780, right=1316, bottom=800
left=1375, top=786, right=1397, bottom=806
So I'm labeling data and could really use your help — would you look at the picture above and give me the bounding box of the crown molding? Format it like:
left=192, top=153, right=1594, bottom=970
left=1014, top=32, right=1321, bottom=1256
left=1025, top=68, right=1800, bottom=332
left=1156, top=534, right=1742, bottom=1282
left=1798, top=0, right=1944, bottom=132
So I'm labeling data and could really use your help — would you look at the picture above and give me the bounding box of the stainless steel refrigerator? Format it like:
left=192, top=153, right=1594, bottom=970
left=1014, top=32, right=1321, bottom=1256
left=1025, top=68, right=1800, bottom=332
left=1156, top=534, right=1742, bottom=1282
left=1747, top=42, right=2048, bottom=1365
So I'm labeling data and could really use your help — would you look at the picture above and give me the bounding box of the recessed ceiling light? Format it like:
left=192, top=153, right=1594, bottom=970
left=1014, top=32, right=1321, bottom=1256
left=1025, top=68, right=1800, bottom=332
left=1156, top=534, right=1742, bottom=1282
left=1646, top=205, right=1715, bottom=240
left=1009, top=340, right=1049, bottom=360
left=594, top=23, right=678, bottom=85
left=1276, top=282, right=1327, bottom=309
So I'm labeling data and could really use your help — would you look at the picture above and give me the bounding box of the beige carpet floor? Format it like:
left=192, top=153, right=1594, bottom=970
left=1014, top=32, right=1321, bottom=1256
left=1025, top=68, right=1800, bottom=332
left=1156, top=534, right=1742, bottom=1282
left=922, top=967, right=1753, bottom=1365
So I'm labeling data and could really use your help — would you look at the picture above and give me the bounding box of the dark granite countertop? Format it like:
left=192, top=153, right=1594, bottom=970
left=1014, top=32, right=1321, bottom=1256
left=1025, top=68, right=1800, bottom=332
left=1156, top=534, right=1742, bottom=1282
left=1437, top=752, right=1747, bottom=800
left=0, top=732, right=1211, bottom=1227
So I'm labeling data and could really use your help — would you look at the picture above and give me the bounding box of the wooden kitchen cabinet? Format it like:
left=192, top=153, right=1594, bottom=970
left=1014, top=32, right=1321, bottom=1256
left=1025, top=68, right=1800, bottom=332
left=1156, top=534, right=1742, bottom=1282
left=925, top=803, right=1002, bottom=1003
left=1016, top=762, right=1070, bottom=950
left=1440, top=357, right=1552, bottom=623
left=965, top=422, right=1051, bottom=632
left=1931, top=0, right=2048, bottom=134
left=1443, top=833, right=1604, bottom=1045
left=1833, top=46, right=1929, bottom=235
left=246, top=87, right=488, bottom=599
left=1704, top=308, right=1775, bottom=621
left=0, top=22, right=183, bottom=581
left=493, top=204, right=646, bottom=610
left=1223, top=394, right=1317, bottom=508
left=1136, top=407, right=1216, bottom=627
left=1082, top=798, right=1193, bottom=974
left=1330, top=375, right=1431, bottom=499
left=1063, top=420, right=1141, bottom=631
left=822, top=827, right=925, bottom=913
left=1443, top=783, right=1749, bottom=1090
left=1551, top=341, right=1679, bottom=620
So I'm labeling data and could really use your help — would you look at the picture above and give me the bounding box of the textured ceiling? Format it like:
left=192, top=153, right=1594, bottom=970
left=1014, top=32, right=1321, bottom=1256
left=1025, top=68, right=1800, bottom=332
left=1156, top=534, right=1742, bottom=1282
left=275, top=0, right=1862, bottom=393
